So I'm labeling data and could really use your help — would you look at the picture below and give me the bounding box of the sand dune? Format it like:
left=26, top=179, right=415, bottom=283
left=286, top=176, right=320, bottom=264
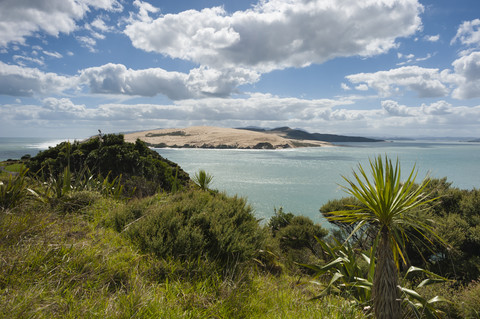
left=124, top=126, right=331, bottom=149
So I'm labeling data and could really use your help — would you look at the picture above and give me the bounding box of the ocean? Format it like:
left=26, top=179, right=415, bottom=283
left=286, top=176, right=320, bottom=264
left=1, top=137, right=479, bottom=227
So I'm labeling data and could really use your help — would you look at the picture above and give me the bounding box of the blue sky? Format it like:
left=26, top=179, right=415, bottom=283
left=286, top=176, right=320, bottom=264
left=1, top=0, right=480, bottom=138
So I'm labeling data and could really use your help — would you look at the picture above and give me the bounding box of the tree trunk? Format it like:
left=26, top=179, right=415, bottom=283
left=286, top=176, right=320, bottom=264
left=373, top=227, right=401, bottom=319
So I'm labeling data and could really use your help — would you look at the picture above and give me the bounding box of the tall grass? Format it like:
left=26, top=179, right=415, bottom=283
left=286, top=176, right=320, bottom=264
left=0, top=166, right=37, bottom=211
left=0, top=188, right=365, bottom=318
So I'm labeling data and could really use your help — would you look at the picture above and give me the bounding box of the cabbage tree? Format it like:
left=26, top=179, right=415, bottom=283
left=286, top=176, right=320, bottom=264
left=327, top=156, right=441, bottom=319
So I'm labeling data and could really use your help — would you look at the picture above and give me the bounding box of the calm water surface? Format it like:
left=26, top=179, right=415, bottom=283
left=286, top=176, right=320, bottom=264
left=1, top=138, right=479, bottom=226
left=155, top=141, right=480, bottom=226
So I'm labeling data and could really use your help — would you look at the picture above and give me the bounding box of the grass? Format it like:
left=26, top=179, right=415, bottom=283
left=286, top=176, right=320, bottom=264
left=0, top=191, right=365, bottom=318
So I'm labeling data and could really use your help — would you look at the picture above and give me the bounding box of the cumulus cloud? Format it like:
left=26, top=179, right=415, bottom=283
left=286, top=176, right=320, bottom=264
left=420, top=100, right=451, bottom=115
left=451, top=51, right=480, bottom=99
left=79, top=63, right=261, bottom=99
left=0, top=0, right=122, bottom=47
left=0, top=61, right=260, bottom=100
left=451, top=19, right=480, bottom=47
left=346, top=66, right=450, bottom=98
left=381, top=100, right=413, bottom=116
left=0, top=61, right=77, bottom=96
left=79, top=63, right=192, bottom=99
left=124, top=0, right=423, bottom=73
left=425, top=34, right=440, bottom=42
left=40, top=98, right=87, bottom=120
left=185, top=66, right=260, bottom=97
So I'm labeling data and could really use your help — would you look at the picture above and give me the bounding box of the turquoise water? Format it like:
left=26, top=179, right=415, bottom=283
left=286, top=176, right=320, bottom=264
left=1, top=138, right=479, bottom=226
left=155, top=142, right=480, bottom=226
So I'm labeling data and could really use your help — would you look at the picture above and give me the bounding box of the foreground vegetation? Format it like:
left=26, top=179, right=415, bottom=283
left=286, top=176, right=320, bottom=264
left=1, top=135, right=480, bottom=318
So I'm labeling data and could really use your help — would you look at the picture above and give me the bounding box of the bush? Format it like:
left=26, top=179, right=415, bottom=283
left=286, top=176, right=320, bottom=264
left=27, top=134, right=189, bottom=195
left=267, top=208, right=328, bottom=269
left=113, top=190, right=264, bottom=274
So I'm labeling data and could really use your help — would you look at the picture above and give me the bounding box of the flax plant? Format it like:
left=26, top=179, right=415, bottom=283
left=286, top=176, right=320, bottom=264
left=326, top=155, right=442, bottom=319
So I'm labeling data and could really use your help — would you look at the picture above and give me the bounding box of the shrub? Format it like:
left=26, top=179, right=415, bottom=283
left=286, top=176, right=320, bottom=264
left=267, top=208, right=328, bottom=269
left=27, top=134, right=189, bottom=195
left=116, top=190, right=264, bottom=274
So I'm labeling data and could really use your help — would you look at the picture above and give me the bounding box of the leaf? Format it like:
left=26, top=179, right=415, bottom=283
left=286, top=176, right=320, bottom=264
left=417, top=278, right=448, bottom=288
left=427, top=295, right=450, bottom=304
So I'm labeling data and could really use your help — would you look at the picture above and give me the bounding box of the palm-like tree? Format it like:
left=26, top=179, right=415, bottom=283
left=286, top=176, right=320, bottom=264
left=327, top=156, right=440, bottom=319
left=192, top=169, right=213, bottom=191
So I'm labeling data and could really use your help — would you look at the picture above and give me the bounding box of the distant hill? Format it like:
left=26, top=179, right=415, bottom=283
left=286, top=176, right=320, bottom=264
left=240, top=127, right=384, bottom=143
left=468, top=138, right=480, bottom=142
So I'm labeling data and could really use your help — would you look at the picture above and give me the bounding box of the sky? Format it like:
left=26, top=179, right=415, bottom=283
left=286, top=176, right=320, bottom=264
left=1, top=0, right=480, bottom=138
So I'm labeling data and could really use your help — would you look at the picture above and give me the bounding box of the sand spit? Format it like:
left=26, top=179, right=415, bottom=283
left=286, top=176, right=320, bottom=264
left=124, top=126, right=331, bottom=149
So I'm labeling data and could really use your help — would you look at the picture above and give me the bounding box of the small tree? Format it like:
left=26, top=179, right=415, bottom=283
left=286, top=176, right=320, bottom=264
left=326, top=156, right=442, bottom=319
left=192, top=169, right=213, bottom=191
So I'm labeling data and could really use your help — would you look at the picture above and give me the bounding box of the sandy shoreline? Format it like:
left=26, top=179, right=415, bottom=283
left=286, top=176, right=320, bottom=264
left=124, top=126, right=331, bottom=149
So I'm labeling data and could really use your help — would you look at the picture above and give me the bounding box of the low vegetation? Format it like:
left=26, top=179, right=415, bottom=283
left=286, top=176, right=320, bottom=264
left=1, top=138, right=480, bottom=318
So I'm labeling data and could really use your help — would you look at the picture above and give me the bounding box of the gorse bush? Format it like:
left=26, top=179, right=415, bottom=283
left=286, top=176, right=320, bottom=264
left=112, top=190, right=264, bottom=274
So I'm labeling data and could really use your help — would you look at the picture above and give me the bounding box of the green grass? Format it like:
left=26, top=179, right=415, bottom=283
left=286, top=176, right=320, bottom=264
left=4, top=163, right=23, bottom=172
left=0, top=191, right=365, bottom=318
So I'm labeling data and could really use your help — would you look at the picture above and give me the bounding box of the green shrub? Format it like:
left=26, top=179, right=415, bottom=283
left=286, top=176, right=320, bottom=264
left=27, top=135, right=189, bottom=195
left=267, top=208, right=328, bottom=269
left=119, top=190, right=264, bottom=274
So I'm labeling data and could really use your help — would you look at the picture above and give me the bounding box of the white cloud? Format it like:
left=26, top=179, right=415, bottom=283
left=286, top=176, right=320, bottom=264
left=0, top=0, right=122, bottom=47
left=42, top=97, right=86, bottom=113
left=346, top=66, right=450, bottom=98
left=425, top=34, right=440, bottom=42
left=43, top=51, right=63, bottom=59
left=124, top=0, right=423, bottom=73
left=0, top=61, right=77, bottom=96
left=0, top=62, right=260, bottom=100
left=185, top=66, right=260, bottom=97
left=90, top=17, right=113, bottom=32
left=76, top=36, right=97, bottom=52
left=381, top=100, right=413, bottom=117
left=420, top=100, right=451, bottom=115
left=355, top=84, right=369, bottom=91
left=13, top=55, right=45, bottom=67
left=3, top=96, right=480, bottom=138
left=451, top=19, right=480, bottom=47
left=79, top=63, right=192, bottom=99
left=341, top=83, right=351, bottom=90
left=451, top=51, right=480, bottom=99
left=79, top=63, right=261, bottom=99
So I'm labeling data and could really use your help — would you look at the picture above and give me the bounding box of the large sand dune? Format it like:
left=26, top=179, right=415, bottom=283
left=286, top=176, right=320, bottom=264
left=124, top=126, right=331, bottom=149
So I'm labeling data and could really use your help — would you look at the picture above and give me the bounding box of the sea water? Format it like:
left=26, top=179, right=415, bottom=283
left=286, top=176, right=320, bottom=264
left=1, top=138, right=479, bottom=226
left=0, top=137, right=71, bottom=161
left=155, top=141, right=480, bottom=226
